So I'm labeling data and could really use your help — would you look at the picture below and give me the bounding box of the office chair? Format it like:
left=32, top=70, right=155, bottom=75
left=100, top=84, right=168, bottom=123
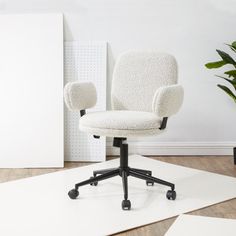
left=64, top=51, right=184, bottom=210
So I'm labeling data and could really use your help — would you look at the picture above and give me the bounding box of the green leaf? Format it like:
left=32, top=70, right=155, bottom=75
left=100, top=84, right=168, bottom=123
left=216, top=75, right=236, bottom=90
left=232, top=41, right=236, bottom=49
left=216, top=50, right=236, bottom=65
left=217, top=84, right=236, bottom=103
left=225, top=43, right=236, bottom=53
left=205, top=60, right=226, bottom=69
left=224, top=70, right=236, bottom=78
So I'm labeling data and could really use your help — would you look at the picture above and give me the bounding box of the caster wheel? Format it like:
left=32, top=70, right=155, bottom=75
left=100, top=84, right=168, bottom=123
left=166, top=190, right=176, bottom=200
left=122, top=199, right=131, bottom=210
left=68, top=189, right=79, bottom=199
left=146, top=180, right=154, bottom=186
left=90, top=177, right=98, bottom=186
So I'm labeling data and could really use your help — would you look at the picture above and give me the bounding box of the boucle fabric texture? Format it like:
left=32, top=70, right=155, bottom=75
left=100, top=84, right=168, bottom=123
left=111, top=51, right=178, bottom=112
left=152, top=84, right=184, bottom=117
left=64, top=51, right=184, bottom=137
left=79, top=110, right=163, bottom=137
left=64, top=81, right=97, bottom=111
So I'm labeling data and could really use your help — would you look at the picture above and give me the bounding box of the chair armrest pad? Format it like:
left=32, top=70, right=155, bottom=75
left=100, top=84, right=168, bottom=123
left=64, top=81, right=97, bottom=111
left=152, top=84, right=184, bottom=117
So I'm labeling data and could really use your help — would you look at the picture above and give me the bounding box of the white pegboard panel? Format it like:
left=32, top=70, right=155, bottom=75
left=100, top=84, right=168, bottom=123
left=64, top=41, right=107, bottom=162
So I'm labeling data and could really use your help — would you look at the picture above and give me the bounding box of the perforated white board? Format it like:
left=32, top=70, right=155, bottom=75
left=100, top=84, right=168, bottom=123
left=64, top=41, right=107, bottom=162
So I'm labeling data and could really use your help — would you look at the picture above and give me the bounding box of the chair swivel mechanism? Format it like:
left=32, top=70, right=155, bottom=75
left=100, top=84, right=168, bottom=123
left=64, top=51, right=184, bottom=210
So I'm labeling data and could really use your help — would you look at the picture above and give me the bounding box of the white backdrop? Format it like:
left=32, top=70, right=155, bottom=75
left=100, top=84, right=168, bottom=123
left=1, top=0, right=236, bottom=155
left=0, top=13, right=64, bottom=167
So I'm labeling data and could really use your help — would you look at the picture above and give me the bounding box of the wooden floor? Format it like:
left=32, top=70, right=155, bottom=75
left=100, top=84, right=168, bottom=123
left=0, top=156, right=236, bottom=236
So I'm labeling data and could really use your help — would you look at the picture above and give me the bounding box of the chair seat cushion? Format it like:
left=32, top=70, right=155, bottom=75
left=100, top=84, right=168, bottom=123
left=79, top=110, right=163, bottom=137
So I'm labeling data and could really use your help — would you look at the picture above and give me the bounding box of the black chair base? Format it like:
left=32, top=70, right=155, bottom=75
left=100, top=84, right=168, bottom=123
left=68, top=138, right=176, bottom=210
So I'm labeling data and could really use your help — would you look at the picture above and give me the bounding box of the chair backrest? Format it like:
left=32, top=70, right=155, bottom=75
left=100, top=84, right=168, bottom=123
left=111, top=51, right=178, bottom=112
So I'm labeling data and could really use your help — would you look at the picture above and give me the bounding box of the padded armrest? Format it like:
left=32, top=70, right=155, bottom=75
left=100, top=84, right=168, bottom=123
left=64, top=81, right=97, bottom=111
left=152, top=84, right=184, bottom=117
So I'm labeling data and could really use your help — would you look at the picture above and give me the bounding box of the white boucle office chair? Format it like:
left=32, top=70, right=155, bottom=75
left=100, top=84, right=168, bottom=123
left=64, top=51, right=184, bottom=210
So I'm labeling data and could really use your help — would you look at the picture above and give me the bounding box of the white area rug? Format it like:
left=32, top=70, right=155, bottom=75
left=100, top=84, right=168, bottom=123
left=165, top=214, right=236, bottom=236
left=0, top=155, right=236, bottom=236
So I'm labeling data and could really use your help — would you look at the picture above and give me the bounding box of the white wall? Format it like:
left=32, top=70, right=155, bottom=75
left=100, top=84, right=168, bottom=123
left=1, top=0, right=236, bottom=155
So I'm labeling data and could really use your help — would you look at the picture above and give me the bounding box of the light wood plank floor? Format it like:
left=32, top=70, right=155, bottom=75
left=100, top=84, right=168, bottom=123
left=0, top=156, right=235, bottom=236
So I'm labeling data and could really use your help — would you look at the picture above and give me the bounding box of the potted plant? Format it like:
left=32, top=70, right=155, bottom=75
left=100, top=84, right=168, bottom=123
left=205, top=41, right=236, bottom=164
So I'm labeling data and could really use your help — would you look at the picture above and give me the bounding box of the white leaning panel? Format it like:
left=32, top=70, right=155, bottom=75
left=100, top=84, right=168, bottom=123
left=64, top=41, right=107, bottom=162
left=165, top=214, right=236, bottom=236
left=0, top=13, right=64, bottom=168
